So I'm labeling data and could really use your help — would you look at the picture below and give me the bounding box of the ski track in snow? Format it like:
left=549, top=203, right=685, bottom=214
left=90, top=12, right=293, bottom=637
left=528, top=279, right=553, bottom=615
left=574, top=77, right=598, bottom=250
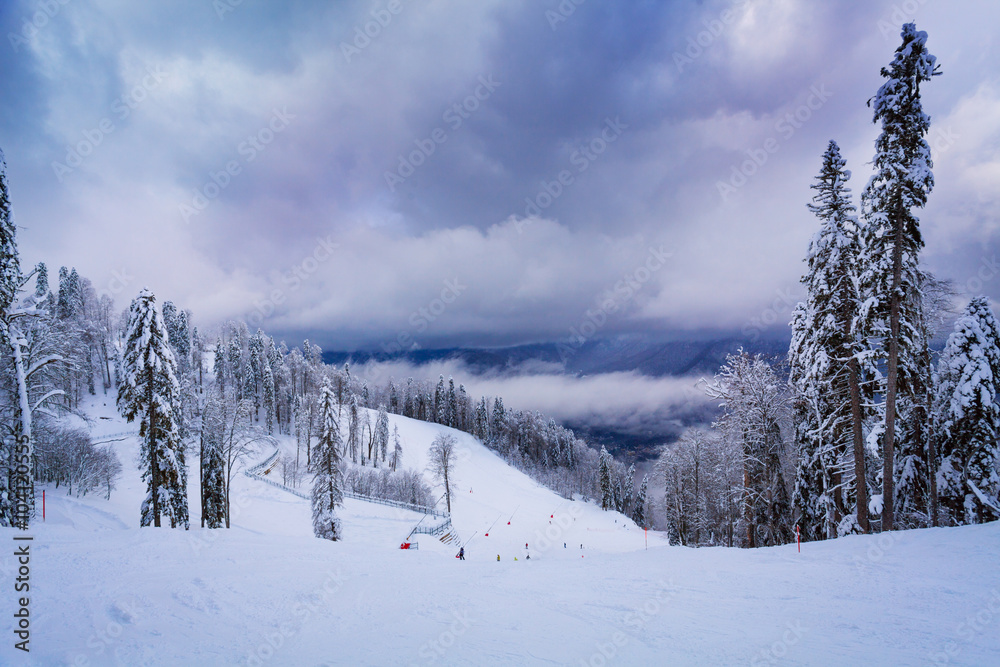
left=1, top=396, right=998, bottom=666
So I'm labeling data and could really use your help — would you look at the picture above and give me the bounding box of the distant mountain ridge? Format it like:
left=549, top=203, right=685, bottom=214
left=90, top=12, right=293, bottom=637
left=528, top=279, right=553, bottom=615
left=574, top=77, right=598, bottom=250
left=321, top=334, right=791, bottom=378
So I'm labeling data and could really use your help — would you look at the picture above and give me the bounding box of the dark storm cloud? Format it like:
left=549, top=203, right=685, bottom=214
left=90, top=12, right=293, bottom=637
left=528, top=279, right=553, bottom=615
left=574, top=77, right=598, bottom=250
left=0, top=0, right=998, bottom=349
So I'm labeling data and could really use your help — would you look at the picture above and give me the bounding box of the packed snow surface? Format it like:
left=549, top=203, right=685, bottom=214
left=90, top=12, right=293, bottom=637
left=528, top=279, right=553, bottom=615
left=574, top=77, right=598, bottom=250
left=2, top=396, right=998, bottom=666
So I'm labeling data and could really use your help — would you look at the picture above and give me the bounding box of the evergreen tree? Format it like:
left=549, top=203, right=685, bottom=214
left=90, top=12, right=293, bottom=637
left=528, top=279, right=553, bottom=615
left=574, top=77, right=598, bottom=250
left=474, top=397, right=489, bottom=441
left=0, top=148, right=22, bottom=526
left=434, top=375, right=446, bottom=425
left=789, top=141, right=868, bottom=539
left=599, top=446, right=613, bottom=510
left=447, top=377, right=457, bottom=428
left=263, top=359, right=275, bottom=434
left=33, top=262, right=47, bottom=301
left=858, top=22, right=940, bottom=530
left=214, top=336, right=226, bottom=393
left=622, top=463, right=635, bottom=516
left=633, top=475, right=649, bottom=528
left=490, top=397, right=506, bottom=449
left=933, top=297, right=1000, bottom=525
left=390, top=424, right=402, bottom=472
left=311, top=382, right=344, bottom=541
left=201, top=429, right=227, bottom=529
left=117, top=288, right=188, bottom=528
left=374, top=405, right=390, bottom=466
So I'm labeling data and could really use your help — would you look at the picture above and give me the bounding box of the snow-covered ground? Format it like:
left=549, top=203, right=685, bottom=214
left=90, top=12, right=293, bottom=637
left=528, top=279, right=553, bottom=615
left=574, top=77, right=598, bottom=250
left=2, top=395, right=999, bottom=666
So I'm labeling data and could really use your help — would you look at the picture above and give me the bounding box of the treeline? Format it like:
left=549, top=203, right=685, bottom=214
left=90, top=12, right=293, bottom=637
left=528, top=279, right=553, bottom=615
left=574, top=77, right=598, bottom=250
left=656, top=24, right=999, bottom=548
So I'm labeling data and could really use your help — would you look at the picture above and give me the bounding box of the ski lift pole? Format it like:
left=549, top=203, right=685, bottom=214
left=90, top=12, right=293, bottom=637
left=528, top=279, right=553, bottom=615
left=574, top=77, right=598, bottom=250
left=506, top=505, right=520, bottom=525
left=460, top=531, right=478, bottom=549
left=484, top=514, right=502, bottom=536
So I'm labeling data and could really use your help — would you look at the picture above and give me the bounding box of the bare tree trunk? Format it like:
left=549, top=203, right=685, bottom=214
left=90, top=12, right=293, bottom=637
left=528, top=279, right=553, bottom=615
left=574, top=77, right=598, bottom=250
left=883, top=208, right=904, bottom=533
left=148, top=366, right=160, bottom=527
left=926, top=383, right=939, bottom=527
left=848, top=358, right=869, bottom=532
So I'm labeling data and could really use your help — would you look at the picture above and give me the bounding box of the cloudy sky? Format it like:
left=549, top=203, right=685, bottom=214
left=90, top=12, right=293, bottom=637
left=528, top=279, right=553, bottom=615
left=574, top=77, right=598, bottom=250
left=2, top=0, right=999, bottom=352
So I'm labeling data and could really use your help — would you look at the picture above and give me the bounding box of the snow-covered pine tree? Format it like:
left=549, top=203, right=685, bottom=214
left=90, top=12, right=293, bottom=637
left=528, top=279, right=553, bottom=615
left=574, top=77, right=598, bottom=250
left=214, top=336, right=226, bottom=393
left=622, top=463, right=635, bottom=516
left=390, top=424, right=402, bottom=472
left=0, top=148, right=21, bottom=526
left=227, top=335, right=243, bottom=400
left=894, top=273, right=954, bottom=527
left=200, top=427, right=227, bottom=529
left=633, top=475, right=649, bottom=528
left=789, top=141, right=867, bottom=540
left=434, top=375, right=446, bottom=425
left=117, top=288, right=188, bottom=528
left=33, top=262, right=47, bottom=301
left=858, top=22, right=940, bottom=531
left=474, top=396, right=489, bottom=442
left=447, top=377, right=457, bottom=428
left=933, top=297, right=1000, bottom=525
left=263, top=358, right=275, bottom=434
left=490, top=397, right=506, bottom=450
left=347, top=394, right=360, bottom=464
left=599, top=446, right=613, bottom=510
left=311, top=381, right=344, bottom=541
left=374, top=405, right=389, bottom=466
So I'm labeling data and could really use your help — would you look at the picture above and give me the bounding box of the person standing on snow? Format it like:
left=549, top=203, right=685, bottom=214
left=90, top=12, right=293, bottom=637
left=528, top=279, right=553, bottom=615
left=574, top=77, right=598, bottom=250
left=458, top=547, right=465, bottom=560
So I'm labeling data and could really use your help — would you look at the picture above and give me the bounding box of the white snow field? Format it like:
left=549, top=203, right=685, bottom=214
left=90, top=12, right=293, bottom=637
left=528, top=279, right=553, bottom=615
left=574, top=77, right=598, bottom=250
left=2, top=396, right=999, bottom=666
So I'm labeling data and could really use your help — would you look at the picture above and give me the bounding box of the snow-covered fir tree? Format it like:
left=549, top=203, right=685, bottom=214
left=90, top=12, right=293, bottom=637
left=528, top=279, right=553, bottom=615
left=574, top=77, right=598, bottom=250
left=311, top=381, right=344, bottom=541
left=390, top=424, right=402, bottom=472
left=857, top=22, right=940, bottom=530
left=263, top=358, right=275, bottom=434
left=632, top=474, right=649, bottom=528
left=200, top=425, right=227, bottom=529
left=374, top=405, right=389, bottom=466
left=599, top=446, right=613, bottom=510
left=789, top=140, right=868, bottom=540
left=117, top=288, right=188, bottom=528
left=933, top=297, right=1000, bottom=525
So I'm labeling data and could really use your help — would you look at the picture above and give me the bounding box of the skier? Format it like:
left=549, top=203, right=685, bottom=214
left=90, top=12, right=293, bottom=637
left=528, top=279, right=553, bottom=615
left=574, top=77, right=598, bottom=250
left=458, top=547, right=465, bottom=560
